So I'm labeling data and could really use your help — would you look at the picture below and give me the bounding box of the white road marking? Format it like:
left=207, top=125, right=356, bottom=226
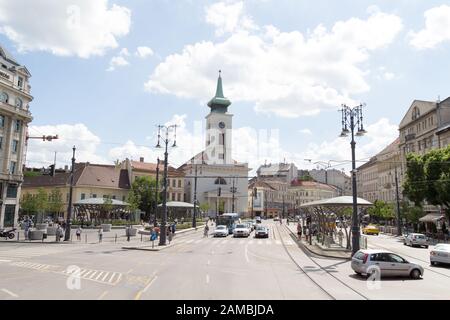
left=206, top=274, right=210, bottom=284
left=257, top=240, right=263, bottom=245
left=186, top=239, right=194, bottom=244
left=1, top=288, right=18, bottom=298
left=239, top=240, right=245, bottom=245
left=194, top=240, right=202, bottom=244
left=102, top=272, right=110, bottom=281
left=97, top=291, right=108, bottom=300
left=275, top=240, right=281, bottom=245
left=0, top=259, right=11, bottom=263
left=248, top=240, right=254, bottom=245
left=207, top=260, right=210, bottom=266
left=88, top=271, right=99, bottom=279
left=222, top=240, right=229, bottom=244
left=266, top=240, right=272, bottom=245
left=108, top=272, right=118, bottom=283
left=95, top=272, right=105, bottom=280
left=245, top=245, right=250, bottom=263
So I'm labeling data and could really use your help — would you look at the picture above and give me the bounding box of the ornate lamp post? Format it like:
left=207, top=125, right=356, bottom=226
left=339, top=104, right=367, bottom=255
left=155, top=124, right=177, bottom=246
left=64, top=146, right=76, bottom=241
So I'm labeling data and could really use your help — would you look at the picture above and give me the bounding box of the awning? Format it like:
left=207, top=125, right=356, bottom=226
left=299, top=196, right=373, bottom=208
left=158, top=201, right=194, bottom=208
left=74, top=198, right=129, bottom=206
left=419, top=213, right=445, bottom=223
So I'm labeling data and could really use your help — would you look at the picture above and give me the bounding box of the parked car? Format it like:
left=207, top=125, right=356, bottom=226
left=273, top=216, right=280, bottom=221
left=362, top=225, right=380, bottom=236
left=404, top=233, right=429, bottom=248
left=255, top=225, right=269, bottom=238
left=213, top=225, right=229, bottom=237
left=430, top=244, right=450, bottom=266
left=351, top=249, right=424, bottom=279
left=256, top=216, right=262, bottom=223
left=233, top=224, right=250, bottom=238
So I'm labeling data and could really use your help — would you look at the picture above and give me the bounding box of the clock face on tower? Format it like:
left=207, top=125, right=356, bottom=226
left=218, top=122, right=226, bottom=129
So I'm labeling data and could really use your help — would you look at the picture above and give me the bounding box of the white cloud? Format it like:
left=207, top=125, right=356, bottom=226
left=0, top=0, right=131, bottom=58
left=119, top=48, right=130, bottom=56
left=26, top=124, right=106, bottom=168
left=107, top=55, right=129, bottom=71
left=146, top=6, right=403, bottom=118
left=410, top=5, right=450, bottom=50
left=205, top=1, right=258, bottom=36
left=299, top=129, right=312, bottom=135
left=135, top=46, right=154, bottom=58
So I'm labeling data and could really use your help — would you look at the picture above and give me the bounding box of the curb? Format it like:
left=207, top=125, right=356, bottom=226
left=284, top=225, right=352, bottom=260
left=122, top=243, right=176, bottom=251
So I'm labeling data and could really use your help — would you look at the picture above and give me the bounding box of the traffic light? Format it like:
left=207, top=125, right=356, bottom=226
left=49, top=164, right=55, bottom=177
left=217, top=187, right=221, bottom=197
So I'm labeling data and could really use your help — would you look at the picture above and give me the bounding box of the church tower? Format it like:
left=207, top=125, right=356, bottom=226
left=205, top=71, right=233, bottom=165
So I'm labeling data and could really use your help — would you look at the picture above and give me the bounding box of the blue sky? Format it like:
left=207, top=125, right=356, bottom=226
left=1, top=0, right=450, bottom=173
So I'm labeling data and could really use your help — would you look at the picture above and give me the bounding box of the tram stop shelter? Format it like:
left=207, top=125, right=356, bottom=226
left=158, top=201, right=196, bottom=221
left=74, top=198, right=131, bottom=224
left=300, top=196, right=373, bottom=250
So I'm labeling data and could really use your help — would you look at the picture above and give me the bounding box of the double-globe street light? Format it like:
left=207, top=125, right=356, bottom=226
left=339, top=104, right=367, bottom=255
left=155, top=124, right=177, bottom=246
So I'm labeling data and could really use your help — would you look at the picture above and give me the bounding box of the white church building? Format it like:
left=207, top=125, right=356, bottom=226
left=179, top=72, right=250, bottom=217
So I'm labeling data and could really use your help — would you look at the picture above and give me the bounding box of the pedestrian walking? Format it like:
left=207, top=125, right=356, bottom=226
left=76, top=227, right=82, bottom=241
left=55, top=224, right=62, bottom=242
left=98, top=227, right=103, bottom=243
left=168, top=228, right=173, bottom=244
left=305, top=227, right=310, bottom=243
left=338, top=229, right=344, bottom=247
left=204, top=224, right=209, bottom=237
left=297, top=223, right=302, bottom=240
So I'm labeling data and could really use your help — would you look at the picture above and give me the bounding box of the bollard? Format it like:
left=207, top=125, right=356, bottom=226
left=115, top=234, right=117, bottom=243
left=152, top=240, right=154, bottom=249
left=71, top=234, right=73, bottom=242
left=85, top=234, right=87, bottom=243
left=17, top=231, right=19, bottom=242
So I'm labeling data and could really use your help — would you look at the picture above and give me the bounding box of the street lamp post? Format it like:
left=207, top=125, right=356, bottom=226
left=153, top=157, right=160, bottom=227
left=339, top=104, right=367, bottom=255
left=156, top=125, right=177, bottom=246
left=230, top=177, right=237, bottom=213
left=394, top=165, right=402, bottom=236
left=191, top=159, right=201, bottom=229
left=64, top=146, right=76, bottom=241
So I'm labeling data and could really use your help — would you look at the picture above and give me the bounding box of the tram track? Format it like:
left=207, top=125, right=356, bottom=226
left=277, top=224, right=370, bottom=300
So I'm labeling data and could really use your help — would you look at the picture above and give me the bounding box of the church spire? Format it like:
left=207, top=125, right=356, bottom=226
left=207, top=70, right=231, bottom=113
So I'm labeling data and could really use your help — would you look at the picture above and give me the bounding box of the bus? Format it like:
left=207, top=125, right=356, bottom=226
left=216, top=213, right=240, bottom=234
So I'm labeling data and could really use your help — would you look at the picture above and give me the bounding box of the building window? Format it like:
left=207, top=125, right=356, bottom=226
left=122, top=196, right=126, bottom=201
left=0, top=115, right=4, bottom=128
left=219, top=153, right=224, bottom=159
left=178, top=180, right=181, bottom=188
left=0, top=92, right=8, bottom=104
left=15, top=98, right=23, bottom=108
left=172, top=179, right=176, bottom=188
left=172, top=193, right=176, bottom=201
left=9, top=161, right=16, bottom=174
left=214, top=177, right=227, bottom=185
left=412, top=107, right=420, bottom=120
left=4, top=205, right=16, bottom=227
left=81, top=193, right=86, bottom=200
left=177, top=193, right=181, bottom=201
left=92, top=194, right=97, bottom=198
left=112, top=195, right=116, bottom=200
left=12, top=140, right=18, bottom=153
left=15, top=120, right=21, bottom=132
left=18, top=77, right=23, bottom=88
left=6, top=184, right=18, bottom=198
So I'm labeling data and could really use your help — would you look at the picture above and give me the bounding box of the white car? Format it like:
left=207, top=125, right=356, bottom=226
left=233, top=224, right=250, bottom=238
left=430, top=243, right=450, bottom=266
left=404, top=233, right=429, bottom=248
left=213, top=225, right=229, bottom=237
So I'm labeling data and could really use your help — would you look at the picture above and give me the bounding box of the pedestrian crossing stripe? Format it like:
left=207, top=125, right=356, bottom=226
left=176, top=238, right=294, bottom=247
left=11, top=261, right=59, bottom=271
left=61, top=268, right=122, bottom=286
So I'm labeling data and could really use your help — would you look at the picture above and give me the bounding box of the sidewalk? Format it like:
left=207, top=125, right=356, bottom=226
left=284, top=223, right=352, bottom=259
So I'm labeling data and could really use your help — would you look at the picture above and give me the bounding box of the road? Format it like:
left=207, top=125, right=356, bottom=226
left=0, top=220, right=449, bottom=300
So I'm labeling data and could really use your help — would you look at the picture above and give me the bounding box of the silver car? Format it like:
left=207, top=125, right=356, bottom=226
left=213, top=225, right=228, bottom=237
left=255, top=226, right=269, bottom=238
left=351, top=249, right=424, bottom=279
left=430, top=244, right=450, bottom=266
left=404, top=233, right=429, bottom=248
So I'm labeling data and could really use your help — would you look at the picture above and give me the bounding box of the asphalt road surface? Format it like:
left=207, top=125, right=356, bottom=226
left=0, top=221, right=449, bottom=300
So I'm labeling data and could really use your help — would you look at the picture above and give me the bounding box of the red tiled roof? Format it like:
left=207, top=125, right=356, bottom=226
left=290, top=179, right=337, bottom=191
left=131, top=161, right=185, bottom=177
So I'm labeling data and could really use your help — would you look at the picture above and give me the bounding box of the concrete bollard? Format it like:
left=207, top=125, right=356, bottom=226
left=85, top=234, right=87, bottom=243
left=17, top=231, right=19, bottom=241
left=115, top=234, right=117, bottom=243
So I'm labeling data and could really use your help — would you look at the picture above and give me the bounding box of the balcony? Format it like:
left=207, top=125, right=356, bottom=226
left=405, top=133, right=416, bottom=142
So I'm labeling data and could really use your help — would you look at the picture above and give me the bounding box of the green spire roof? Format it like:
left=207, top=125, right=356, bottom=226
left=207, top=70, right=231, bottom=113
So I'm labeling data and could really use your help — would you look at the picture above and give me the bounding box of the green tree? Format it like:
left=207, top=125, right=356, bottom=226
left=128, top=176, right=158, bottom=220
left=21, top=192, right=38, bottom=215
left=199, top=203, right=210, bottom=216
left=367, top=200, right=395, bottom=221
left=47, top=189, right=64, bottom=217
left=403, top=153, right=426, bottom=206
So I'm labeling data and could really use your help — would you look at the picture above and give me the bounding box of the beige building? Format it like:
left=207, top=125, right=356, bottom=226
left=22, top=163, right=131, bottom=218
left=248, top=178, right=295, bottom=218
left=122, top=157, right=185, bottom=202
left=356, top=157, right=378, bottom=203
left=290, top=180, right=339, bottom=206
left=0, top=45, right=33, bottom=227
